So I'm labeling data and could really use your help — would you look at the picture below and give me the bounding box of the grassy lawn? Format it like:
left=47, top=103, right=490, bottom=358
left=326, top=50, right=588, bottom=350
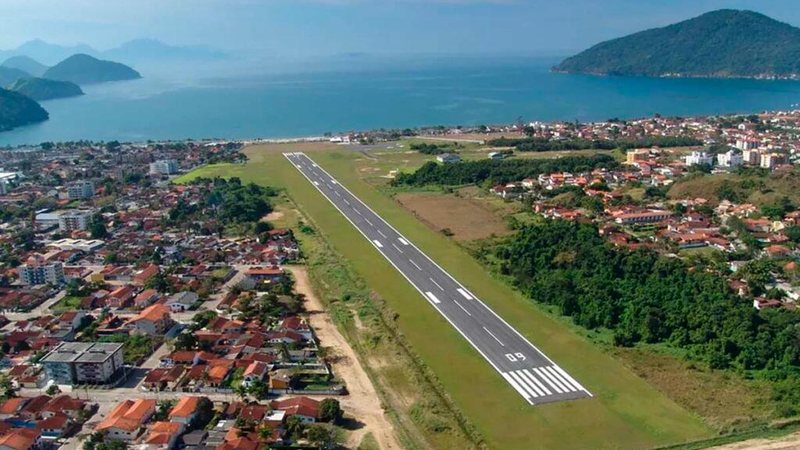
left=50, top=295, right=83, bottom=314
left=180, top=144, right=713, bottom=449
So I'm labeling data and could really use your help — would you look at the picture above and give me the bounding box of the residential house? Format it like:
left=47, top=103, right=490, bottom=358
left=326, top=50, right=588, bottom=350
left=95, top=399, right=156, bottom=441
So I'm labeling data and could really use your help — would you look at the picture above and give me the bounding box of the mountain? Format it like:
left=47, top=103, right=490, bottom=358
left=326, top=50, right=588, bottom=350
left=0, top=87, right=48, bottom=131
left=43, top=54, right=141, bottom=84
left=10, top=39, right=97, bottom=66
left=104, top=39, right=228, bottom=62
left=553, top=9, right=800, bottom=79
left=1, top=56, right=48, bottom=77
left=0, top=67, right=32, bottom=86
left=7, top=77, right=83, bottom=101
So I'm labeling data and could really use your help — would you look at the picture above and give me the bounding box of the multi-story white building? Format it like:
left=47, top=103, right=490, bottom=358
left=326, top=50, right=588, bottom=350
left=743, top=149, right=761, bottom=165
left=57, top=210, right=93, bottom=232
left=67, top=180, right=95, bottom=199
left=716, top=150, right=743, bottom=168
left=41, top=342, right=124, bottom=385
left=684, top=151, right=713, bottom=166
left=17, top=261, right=65, bottom=285
left=760, top=153, right=785, bottom=169
left=149, top=159, right=178, bottom=175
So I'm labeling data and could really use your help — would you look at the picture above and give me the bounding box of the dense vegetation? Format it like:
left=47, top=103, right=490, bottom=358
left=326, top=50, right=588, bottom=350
left=169, top=177, right=276, bottom=230
left=393, top=155, right=618, bottom=187
left=554, top=9, right=800, bottom=78
left=410, top=142, right=461, bottom=155
left=487, top=136, right=701, bottom=151
left=43, top=53, right=141, bottom=84
left=0, top=87, right=48, bottom=131
left=8, top=77, right=84, bottom=100
left=492, top=220, right=800, bottom=415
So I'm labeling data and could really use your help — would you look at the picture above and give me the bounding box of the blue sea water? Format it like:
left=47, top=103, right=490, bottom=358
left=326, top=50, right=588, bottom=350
left=3, top=56, right=800, bottom=145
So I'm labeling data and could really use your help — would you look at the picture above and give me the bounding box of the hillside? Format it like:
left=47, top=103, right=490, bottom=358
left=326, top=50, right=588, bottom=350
left=0, top=87, right=48, bottom=131
left=1, top=56, right=48, bottom=77
left=7, top=77, right=84, bottom=101
left=0, top=66, right=32, bottom=87
left=43, top=53, right=141, bottom=84
left=554, top=9, right=800, bottom=78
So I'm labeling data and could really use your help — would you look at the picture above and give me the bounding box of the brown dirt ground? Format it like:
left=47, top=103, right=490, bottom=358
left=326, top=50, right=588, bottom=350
left=708, top=432, right=800, bottom=449
left=287, top=266, right=401, bottom=450
left=394, top=192, right=511, bottom=241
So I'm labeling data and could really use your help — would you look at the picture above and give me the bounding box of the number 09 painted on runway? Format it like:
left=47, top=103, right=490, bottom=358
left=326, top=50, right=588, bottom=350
left=506, top=353, right=527, bottom=362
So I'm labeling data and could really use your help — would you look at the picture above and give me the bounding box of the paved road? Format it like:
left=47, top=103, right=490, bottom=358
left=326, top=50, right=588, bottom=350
left=285, top=152, right=591, bottom=406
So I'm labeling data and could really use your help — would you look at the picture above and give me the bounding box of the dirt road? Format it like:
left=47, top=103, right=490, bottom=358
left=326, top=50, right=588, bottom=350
left=287, top=266, right=400, bottom=450
left=708, top=432, right=800, bottom=450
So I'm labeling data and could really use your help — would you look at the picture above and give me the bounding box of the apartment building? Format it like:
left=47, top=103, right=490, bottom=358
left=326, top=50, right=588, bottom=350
left=41, top=342, right=124, bottom=385
left=66, top=180, right=95, bottom=200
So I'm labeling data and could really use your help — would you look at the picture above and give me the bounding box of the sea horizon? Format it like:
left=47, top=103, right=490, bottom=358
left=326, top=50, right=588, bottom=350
left=3, top=55, right=800, bottom=146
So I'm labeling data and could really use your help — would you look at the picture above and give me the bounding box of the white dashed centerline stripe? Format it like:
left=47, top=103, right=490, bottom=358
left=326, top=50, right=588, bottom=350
left=344, top=199, right=350, bottom=206
left=483, top=327, right=505, bottom=347
left=457, top=288, right=473, bottom=300
left=391, top=243, right=404, bottom=253
left=425, top=292, right=441, bottom=304
left=354, top=209, right=362, bottom=216
left=453, top=299, right=472, bottom=316
left=409, top=259, right=422, bottom=270
left=429, top=277, right=444, bottom=291
left=372, top=240, right=383, bottom=248
left=364, top=218, right=373, bottom=226
left=377, top=229, right=388, bottom=238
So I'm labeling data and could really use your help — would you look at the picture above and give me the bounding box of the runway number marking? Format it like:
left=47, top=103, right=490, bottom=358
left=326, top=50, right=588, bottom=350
left=505, top=353, right=527, bottom=362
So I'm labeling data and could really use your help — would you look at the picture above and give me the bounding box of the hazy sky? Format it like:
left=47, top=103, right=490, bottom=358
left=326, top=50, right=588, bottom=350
left=2, top=0, right=800, bottom=56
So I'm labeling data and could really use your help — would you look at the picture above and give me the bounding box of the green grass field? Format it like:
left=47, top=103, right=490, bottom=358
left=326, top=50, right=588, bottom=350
left=180, top=144, right=713, bottom=449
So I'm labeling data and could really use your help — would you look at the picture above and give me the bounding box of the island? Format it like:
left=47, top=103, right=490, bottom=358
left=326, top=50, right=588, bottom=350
left=1, top=55, right=49, bottom=77
left=0, top=87, right=49, bottom=131
left=7, top=77, right=84, bottom=101
left=553, top=9, right=800, bottom=79
left=43, top=53, right=141, bottom=84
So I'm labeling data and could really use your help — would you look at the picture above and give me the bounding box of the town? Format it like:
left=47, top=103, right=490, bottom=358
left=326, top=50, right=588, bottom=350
left=1, top=109, right=800, bottom=448
left=0, top=141, right=348, bottom=449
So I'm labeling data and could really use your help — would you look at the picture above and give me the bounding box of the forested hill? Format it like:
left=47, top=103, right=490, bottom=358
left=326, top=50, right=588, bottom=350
left=491, top=220, right=800, bottom=415
left=554, top=9, right=800, bottom=78
left=393, top=155, right=618, bottom=187
left=8, top=77, right=84, bottom=101
left=0, top=87, right=48, bottom=131
left=43, top=54, right=141, bottom=84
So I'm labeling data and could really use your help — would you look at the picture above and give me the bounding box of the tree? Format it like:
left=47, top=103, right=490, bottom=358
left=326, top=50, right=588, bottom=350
left=247, top=379, right=269, bottom=400
left=285, top=415, right=305, bottom=439
left=305, top=423, right=342, bottom=449
left=319, top=398, right=342, bottom=423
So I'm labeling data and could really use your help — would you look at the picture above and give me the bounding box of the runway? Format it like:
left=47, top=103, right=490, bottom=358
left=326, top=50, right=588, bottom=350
left=285, top=152, right=591, bottom=405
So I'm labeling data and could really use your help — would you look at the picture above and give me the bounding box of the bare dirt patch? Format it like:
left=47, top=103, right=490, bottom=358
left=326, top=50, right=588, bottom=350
left=287, top=266, right=401, bottom=450
left=394, top=192, right=511, bottom=241
left=708, top=432, right=800, bottom=450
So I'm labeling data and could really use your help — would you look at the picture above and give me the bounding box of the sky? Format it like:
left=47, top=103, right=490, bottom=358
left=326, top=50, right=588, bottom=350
left=2, top=0, right=800, bottom=57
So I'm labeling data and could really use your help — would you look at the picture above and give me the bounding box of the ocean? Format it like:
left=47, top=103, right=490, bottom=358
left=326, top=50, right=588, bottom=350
left=3, top=56, right=800, bottom=145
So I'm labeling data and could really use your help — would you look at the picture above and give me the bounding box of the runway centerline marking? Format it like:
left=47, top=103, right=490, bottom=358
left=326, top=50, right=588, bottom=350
left=453, top=299, right=472, bottom=316
left=429, top=277, right=444, bottom=291
left=483, top=327, right=505, bottom=347
left=391, top=243, right=404, bottom=253
left=409, top=259, right=422, bottom=270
